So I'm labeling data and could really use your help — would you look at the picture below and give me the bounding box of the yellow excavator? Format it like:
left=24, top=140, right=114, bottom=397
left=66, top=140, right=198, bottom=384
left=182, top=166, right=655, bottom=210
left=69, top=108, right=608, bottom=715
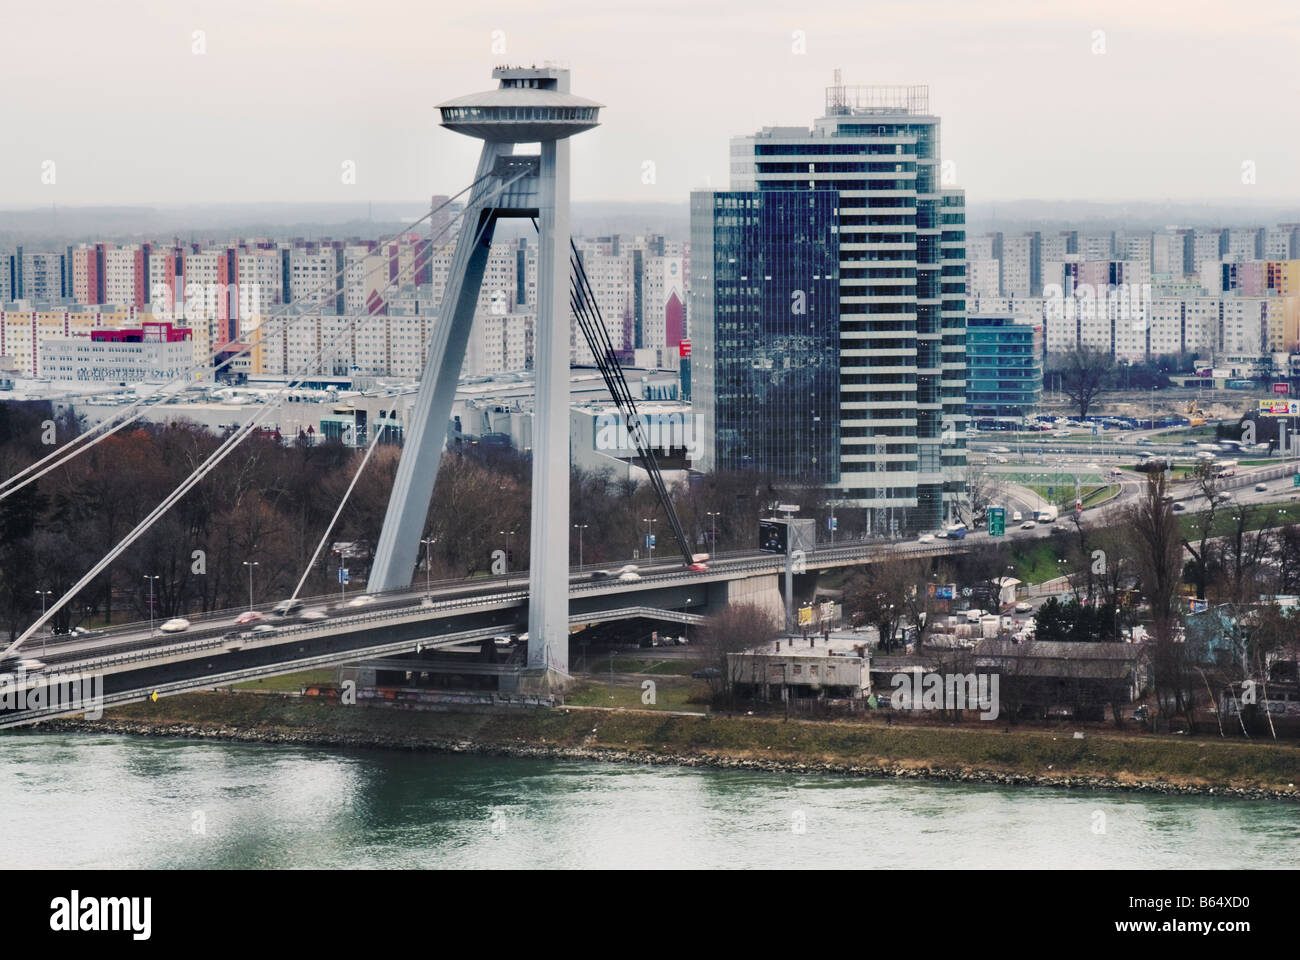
left=1185, top=398, right=1206, bottom=427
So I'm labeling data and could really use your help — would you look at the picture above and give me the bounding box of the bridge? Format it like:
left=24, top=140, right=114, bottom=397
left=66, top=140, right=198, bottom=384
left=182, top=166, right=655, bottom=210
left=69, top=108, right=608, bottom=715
left=0, top=537, right=973, bottom=727
left=0, top=64, right=992, bottom=728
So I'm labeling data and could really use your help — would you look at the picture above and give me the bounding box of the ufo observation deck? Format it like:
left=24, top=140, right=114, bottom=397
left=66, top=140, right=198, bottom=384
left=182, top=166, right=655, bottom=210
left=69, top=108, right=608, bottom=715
left=438, top=66, right=602, bottom=143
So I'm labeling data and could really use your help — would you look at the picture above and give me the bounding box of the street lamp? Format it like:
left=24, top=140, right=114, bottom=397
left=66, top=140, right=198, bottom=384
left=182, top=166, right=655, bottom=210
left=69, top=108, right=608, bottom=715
left=420, top=537, right=437, bottom=596
left=706, top=511, right=721, bottom=553
left=143, top=575, right=160, bottom=635
left=35, top=589, right=52, bottom=655
left=242, top=561, right=258, bottom=612
left=642, top=517, right=657, bottom=564
left=499, top=530, right=515, bottom=585
left=573, top=524, right=589, bottom=570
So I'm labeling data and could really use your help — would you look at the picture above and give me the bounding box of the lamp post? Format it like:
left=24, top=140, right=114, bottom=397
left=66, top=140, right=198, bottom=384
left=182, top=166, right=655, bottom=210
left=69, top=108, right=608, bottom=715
left=420, top=537, right=437, bottom=596
left=142, top=575, right=160, bottom=635
left=242, top=561, right=258, bottom=612
left=35, top=589, right=52, bottom=655
left=573, top=523, right=589, bottom=570
left=706, top=511, right=721, bottom=553
left=499, top=530, right=515, bottom=585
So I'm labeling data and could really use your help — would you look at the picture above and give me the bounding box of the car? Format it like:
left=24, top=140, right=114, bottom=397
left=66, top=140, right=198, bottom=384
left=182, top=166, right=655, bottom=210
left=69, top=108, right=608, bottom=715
left=617, top=570, right=642, bottom=582
left=1085, top=463, right=1100, bottom=470
left=159, top=618, right=190, bottom=633
left=589, top=569, right=612, bottom=580
left=618, top=564, right=639, bottom=574
left=235, top=610, right=265, bottom=625
left=300, top=609, right=329, bottom=621
left=917, top=533, right=936, bottom=543
left=1011, top=510, right=1023, bottom=522
left=0, top=657, right=45, bottom=678
left=990, top=446, right=1011, bottom=453
left=687, top=562, right=709, bottom=572
left=272, top=599, right=303, bottom=617
left=1215, top=492, right=1233, bottom=503
left=1020, top=520, right=1037, bottom=530
left=690, top=667, right=721, bottom=680
left=346, top=595, right=378, bottom=607
left=251, top=624, right=277, bottom=635
left=1015, top=601, right=1033, bottom=613
left=1172, top=502, right=1187, bottom=512
left=1110, top=467, right=1123, bottom=477
left=1256, top=483, right=1269, bottom=492
left=1181, top=440, right=1199, bottom=447
left=995, top=456, right=1009, bottom=464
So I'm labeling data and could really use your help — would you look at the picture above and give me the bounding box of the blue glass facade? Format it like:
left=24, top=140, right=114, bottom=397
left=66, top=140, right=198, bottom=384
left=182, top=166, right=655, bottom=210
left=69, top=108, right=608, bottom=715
left=690, top=190, right=840, bottom=482
left=966, top=315, right=1043, bottom=420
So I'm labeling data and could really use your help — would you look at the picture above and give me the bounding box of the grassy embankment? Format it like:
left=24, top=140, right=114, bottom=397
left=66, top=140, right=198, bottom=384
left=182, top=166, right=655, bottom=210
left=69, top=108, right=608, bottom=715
left=77, top=690, right=1300, bottom=793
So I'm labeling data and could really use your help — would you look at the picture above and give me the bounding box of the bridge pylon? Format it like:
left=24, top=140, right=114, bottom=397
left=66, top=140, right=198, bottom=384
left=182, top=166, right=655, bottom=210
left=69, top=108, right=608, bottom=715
left=368, top=66, right=602, bottom=690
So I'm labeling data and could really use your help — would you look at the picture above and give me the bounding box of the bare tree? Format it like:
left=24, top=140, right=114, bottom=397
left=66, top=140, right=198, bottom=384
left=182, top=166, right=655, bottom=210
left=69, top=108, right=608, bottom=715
left=695, top=602, right=781, bottom=707
left=1125, top=471, right=1193, bottom=726
left=1047, top=346, right=1115, bottom=419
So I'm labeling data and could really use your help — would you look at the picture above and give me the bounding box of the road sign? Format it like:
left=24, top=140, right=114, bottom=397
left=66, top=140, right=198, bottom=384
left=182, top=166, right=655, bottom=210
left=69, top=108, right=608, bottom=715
left=338, top=567, right=350, bottom=584
left=645, top=534, right=655, bottom=549
left=989, top=507, right=1005, bottom=537
left=1294, top=474, right=1300, bottom=488
left=1275, top=383, right=1290, bottom=395
left=679, top=339, right=691, bottom=358
left=828, top=515, right=838, bottom=531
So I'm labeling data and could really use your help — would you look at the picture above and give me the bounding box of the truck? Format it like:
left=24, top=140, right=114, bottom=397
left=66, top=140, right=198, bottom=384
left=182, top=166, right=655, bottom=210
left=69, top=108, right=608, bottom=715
left=1033, top=505, right=1059, bottom=523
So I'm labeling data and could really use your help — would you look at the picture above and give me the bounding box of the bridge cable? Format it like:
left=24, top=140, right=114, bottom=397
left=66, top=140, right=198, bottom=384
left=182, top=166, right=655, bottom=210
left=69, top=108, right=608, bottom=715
left=0, top=181, right=491, bottom=500
left=1, top=168, right=531, bottom=658
left=561, top=234, right=694, bottom=566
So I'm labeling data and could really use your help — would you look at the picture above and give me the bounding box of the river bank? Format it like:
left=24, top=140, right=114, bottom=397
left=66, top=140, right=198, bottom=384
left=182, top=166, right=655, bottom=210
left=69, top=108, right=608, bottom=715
left=31, top=691, right=1300, bottom=801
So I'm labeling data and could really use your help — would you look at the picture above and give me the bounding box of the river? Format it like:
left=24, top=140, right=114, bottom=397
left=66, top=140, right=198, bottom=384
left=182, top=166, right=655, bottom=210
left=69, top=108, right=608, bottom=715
left=2, top=734, right=1296, bottom=869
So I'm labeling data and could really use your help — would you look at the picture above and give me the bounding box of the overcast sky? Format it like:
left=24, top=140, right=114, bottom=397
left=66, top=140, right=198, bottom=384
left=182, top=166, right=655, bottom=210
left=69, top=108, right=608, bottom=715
left=2, top=0, right=1298, bottom=209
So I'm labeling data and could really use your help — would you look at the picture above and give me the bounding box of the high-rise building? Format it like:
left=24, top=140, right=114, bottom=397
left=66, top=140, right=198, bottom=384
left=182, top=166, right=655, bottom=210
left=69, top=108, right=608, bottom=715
left=965, top=314, right=1043, bottom=423
left=694, top=80, right=966, bottom=532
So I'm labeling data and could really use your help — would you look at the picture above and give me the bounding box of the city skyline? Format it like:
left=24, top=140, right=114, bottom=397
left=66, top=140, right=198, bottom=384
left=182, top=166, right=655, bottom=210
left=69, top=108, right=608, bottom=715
left=3, top=0, right=1299, bottom=207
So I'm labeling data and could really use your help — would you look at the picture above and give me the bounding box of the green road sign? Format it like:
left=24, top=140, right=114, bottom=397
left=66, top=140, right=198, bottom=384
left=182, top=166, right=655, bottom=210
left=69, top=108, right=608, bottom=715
left=989, top=507, right=1006, bottom=537
left=1294, top=473, right=1300, bottom=488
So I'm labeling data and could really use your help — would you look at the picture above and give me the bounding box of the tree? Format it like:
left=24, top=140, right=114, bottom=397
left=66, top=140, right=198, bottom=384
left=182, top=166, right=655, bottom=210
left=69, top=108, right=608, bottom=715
left=694, top=602, right=780, bottom=707
left=1182, top=460, right=1225, bottom=601
left=843, top=557, right=930, bottom=651
left=1125, top=472, right=1193, bottom=725
left=1047, top=346, right=1114, bottom=419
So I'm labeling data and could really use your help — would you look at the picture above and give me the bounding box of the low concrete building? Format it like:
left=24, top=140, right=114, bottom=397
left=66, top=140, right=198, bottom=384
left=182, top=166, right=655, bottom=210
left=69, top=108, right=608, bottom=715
left=974, top=639, right=1144, bottom=719
left=728, top=634, right=871, bottom=701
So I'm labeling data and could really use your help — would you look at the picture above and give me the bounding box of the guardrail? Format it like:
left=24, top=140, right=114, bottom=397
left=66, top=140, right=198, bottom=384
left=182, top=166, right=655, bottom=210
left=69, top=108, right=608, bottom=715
left=47, top=538, right=965, bottom=675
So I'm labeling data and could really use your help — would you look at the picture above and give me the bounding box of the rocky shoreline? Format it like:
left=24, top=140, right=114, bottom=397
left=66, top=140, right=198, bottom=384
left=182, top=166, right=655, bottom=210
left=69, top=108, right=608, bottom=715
left=37, top=715, right=1300, bottom=802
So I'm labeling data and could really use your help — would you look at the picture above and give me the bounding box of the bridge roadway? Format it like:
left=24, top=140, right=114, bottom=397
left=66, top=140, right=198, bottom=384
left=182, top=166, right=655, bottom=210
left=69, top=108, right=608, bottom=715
left=0, top=536, right=970, bottom=728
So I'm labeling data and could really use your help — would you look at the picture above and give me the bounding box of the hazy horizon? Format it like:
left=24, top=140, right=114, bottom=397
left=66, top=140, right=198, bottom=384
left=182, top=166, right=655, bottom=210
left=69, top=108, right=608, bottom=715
left=3, top=0, right=1299, bottom=209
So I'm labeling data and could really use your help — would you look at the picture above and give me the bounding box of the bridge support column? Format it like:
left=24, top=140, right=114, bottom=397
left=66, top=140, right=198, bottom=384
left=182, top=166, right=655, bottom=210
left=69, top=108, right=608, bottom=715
left=522, top=135, right=571, bottom=690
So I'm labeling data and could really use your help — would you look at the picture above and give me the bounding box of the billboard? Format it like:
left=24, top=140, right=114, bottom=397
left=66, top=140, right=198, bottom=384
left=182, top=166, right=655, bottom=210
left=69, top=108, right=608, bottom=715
left=927, top=583, right=955, bottom=600
left=1259, top=399, right=1300, bottom=416
left=758, top=517, right=816, bottom=555
left=758, top=520, right=788, bottom=554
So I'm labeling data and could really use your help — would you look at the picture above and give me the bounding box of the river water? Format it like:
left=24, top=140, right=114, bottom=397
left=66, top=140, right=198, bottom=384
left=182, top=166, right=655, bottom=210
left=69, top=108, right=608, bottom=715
left=2, top=734, right=1296, bottom=869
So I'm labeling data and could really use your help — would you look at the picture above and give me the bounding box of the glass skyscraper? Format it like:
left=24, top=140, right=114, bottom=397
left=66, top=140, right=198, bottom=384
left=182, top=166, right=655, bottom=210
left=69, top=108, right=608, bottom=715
left=690, top=190, right=840, bottom=481
left=691, top=82, right=967, bottom=533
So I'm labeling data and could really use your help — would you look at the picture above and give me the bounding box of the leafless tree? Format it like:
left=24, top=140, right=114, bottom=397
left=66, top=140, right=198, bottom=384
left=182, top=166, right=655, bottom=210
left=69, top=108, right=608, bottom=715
left=1047, top=346, right=1115, bottom=419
